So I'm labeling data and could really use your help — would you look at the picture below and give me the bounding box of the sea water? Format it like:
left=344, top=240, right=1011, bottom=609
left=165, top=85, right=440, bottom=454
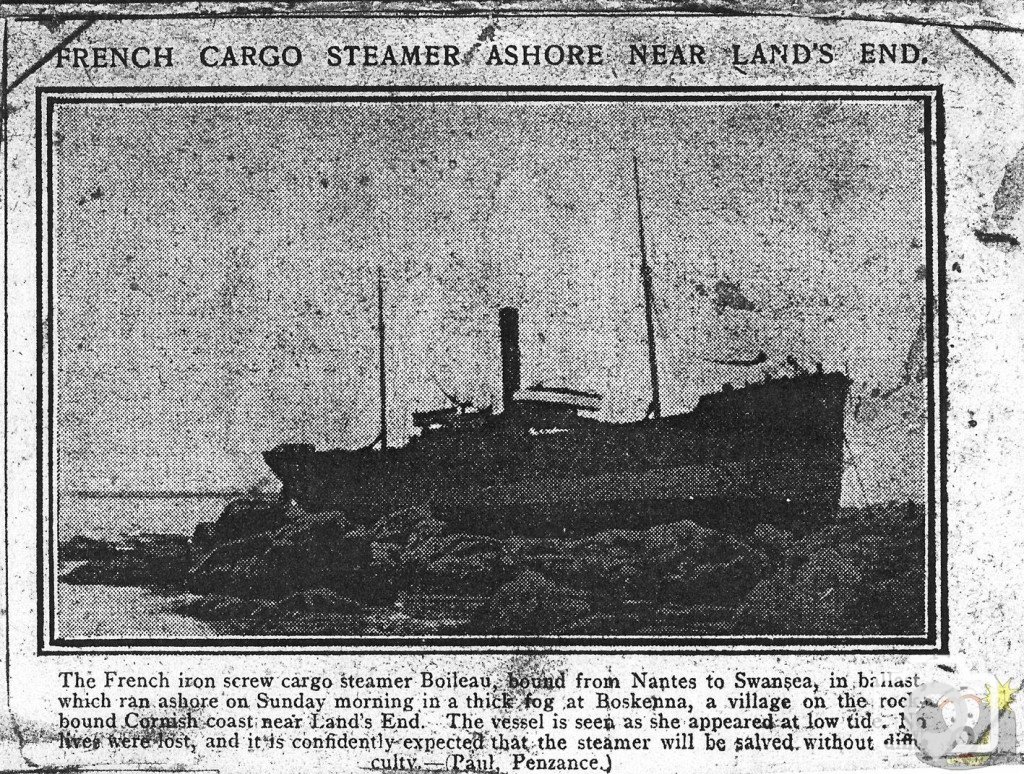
left=58, top=494, right=232, bottom=541
left=56, top=495, right=232, bottom=639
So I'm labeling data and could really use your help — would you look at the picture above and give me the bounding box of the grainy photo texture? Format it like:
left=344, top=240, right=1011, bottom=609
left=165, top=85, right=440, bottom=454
left=45, top=90, right=941, bottom=648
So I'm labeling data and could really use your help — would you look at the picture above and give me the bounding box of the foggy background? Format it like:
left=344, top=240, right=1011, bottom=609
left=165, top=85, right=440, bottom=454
left=52, top=97, right=929, bottom=505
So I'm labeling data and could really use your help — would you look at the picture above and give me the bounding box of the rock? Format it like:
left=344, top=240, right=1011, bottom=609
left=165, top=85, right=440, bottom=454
left=175, top=594, right=273, bottom=621
left=732, top=502, right=926, bottom=635
left=569, top=535, right=653, bottom=599
left=265, top=516, right=371, bottom=593
left=60, top=535, right=120, bottom=562
left=563, top=607, right=653, bottom=635
left=127, top=533, right=191, bottom=554
left=511, top=519, right=766, bottom=606
left=171, top=498, right=927, bottom=637
left=753, top=523, right=793, bottom=550
left=371, top=541, right=402, bottom=568
left=177, top=588, right=361, bottom=631
left=192, top=522, right=216, bottom=548
left=370, top=504, right=446, bottom=543
left=188, top=532, right=275, bottom=594
left=187, top=514, right=371, bottom=600
left=732, top=548, right=863, bottom=634
left=61, top=555, right=150, bottom=586
left=246, top=589, right=364, bottom=636
left=211, top=497, right=288, bottom=542
left=61, top=535, right=191, bottom=587
left=362, top=609, right=451, bottom=636
left=401, top=533, right=500, bottom=565
left=400, top=533, right=503, bottom=594
left=270, top=511, right=357, bottom=549
left=272, top=588, right=363, bottom=615
left=581, top=519, right=740, bottom=568
left=475, top=570, right=594, bottom=634
left=641, top=519, right=745, bottom=566
left=661, top=553, right=764, bottom=606
left=284, top=502, right=351, bottom=527
left=514, top=542, right=587, bottom=587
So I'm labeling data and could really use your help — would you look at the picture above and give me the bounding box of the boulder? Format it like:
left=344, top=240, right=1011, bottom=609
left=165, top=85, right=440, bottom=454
left=187, top=513, right=371, bottom=600
left=370, top=504, right=446, bottom=544
left=175, top=594, right=274, bottom=621
left=61, top=536, right=191, bottom=587
left=60, top=535, right=120, bottom=562
left=371, top=541, right=403, bottom=568
left=266, top=517, right=372, bottom=594
left=271, top=588, right=363, bottom=616
left=660, top=552, right=765, bottom=607
left=247, top=588, right=364, bottom=636
left=474, top=570, right=594, bottom=634
left=176, top=589, right=362, bottom=633
left=732, top=502, right=926, bottom=635
left=187, top=532, right=275, bottom=595
left=753, top=523, right=793, bottom=552
left=641, top=519, right=747, bottom=567
left=511, top=519, right=767, bottom=606
left=192, top=522, right=217, bottom=548
left=401, top=532, right=499, bottom=564
left=212, top=497, right=288, bottom=542
left=400, top=533, right=503, bottom=594
left=571, top=541, right=652, bottom=599
left=732, top=546, right=865, bottom=634
left=512, top=541, right=587, bottom=587
left=61, top=555, right=151, bottom=586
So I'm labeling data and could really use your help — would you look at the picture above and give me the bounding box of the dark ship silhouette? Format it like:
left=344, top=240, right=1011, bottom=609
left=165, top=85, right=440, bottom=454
left=264, top=158, right=849, bottom=537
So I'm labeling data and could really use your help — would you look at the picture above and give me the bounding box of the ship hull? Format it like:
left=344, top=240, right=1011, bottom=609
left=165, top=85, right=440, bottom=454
left=263, top=372, right=849, bottom=537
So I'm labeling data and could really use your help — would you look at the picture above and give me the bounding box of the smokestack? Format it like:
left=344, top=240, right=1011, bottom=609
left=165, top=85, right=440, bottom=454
left=499, top=307, right=520, bottom=412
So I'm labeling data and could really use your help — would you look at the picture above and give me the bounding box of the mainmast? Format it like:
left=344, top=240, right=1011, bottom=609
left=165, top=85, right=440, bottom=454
left=633, top=154, right=661, bottom=420
left=377, top=264, right=388, bottom=450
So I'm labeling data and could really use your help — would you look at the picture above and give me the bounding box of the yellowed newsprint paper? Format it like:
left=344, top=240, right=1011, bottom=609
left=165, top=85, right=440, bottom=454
left=1, top=1, right=1022, bottom=772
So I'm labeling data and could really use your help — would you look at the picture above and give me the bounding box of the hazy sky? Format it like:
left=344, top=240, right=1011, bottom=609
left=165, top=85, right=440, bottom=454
left=53, top=97, right=929, bottom=502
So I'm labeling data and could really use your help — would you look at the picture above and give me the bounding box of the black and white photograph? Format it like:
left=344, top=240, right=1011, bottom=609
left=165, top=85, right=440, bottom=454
left=45, top=90, right=941, bottom=647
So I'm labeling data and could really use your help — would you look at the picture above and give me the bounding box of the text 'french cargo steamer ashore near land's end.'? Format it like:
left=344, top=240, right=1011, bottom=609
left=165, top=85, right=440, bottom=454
left=263, top=156, right=849, bottom=538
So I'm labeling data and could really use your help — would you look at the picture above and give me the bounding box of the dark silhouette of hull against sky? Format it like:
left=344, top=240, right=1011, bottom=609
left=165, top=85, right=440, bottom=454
left=264, top=307, right=849, bottom=537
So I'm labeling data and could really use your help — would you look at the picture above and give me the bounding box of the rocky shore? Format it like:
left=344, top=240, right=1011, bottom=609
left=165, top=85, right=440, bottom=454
left=59, top=499, right=926, bottom=636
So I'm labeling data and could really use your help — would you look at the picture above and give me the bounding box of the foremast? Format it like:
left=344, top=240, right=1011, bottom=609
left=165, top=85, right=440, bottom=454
left=377, top=264, right=388, bottom=451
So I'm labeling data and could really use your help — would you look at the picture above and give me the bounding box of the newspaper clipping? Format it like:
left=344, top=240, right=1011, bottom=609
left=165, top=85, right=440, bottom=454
left=2, top=1, right=1022, bottom=772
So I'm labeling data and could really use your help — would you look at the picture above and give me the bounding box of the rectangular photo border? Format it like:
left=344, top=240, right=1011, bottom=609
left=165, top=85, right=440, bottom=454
left=33, top=85, right=947, bottom=655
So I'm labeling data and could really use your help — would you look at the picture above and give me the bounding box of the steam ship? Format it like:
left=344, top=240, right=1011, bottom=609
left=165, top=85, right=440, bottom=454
left=263, top=158, right=849, bottom=537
